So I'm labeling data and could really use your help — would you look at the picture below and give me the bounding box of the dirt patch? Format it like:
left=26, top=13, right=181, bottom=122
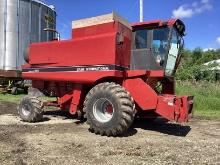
left=0, top=101, right=220, bottom=165
left=0, top=101, right=18, bottom=116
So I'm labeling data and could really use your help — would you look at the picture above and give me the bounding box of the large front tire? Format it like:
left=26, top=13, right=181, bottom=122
left=18, top=96, right=43, bottom=122
left=83, top=82, right=135, bottom=136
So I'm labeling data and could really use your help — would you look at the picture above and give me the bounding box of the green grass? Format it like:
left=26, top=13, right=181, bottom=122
left=0, top=93, right=25, bottom=103
left=0, top=93, right=54, bottom=104
left=176, top=81, right=220, bottom=120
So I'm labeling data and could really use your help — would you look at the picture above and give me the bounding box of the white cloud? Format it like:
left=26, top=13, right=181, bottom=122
left=203, top=48, right=216, bottom=52
left=217, top=37, right=220, bottom=46
left=172, top=0, right=212, bottom=19
left=172, top=6, right=194, bottom=18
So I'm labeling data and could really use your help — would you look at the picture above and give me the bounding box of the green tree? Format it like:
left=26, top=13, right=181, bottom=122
left=176, top=48, right=219, bottom=81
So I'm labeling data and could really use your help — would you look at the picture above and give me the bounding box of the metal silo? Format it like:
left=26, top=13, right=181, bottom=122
left=0, top=0, right=56, bottom=72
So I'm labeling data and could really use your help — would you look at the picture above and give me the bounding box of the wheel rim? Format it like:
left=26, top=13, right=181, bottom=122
left=21, top=103, right=31, bottom=116
left=93, top=98, right=114, bottom=123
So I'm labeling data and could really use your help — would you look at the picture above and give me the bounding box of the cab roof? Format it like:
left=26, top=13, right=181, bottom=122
left=132, top=19, right=185, bottom=36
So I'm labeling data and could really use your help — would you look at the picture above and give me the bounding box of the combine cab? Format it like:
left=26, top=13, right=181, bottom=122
left=19, top=13, right=193, bottom=136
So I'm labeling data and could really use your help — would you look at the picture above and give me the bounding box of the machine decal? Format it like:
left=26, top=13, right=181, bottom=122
left=22, top=65, right=128, bottom=73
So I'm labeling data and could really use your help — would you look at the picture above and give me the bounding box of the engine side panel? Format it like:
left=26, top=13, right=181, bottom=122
left=123, top=78, right=158, bottom=110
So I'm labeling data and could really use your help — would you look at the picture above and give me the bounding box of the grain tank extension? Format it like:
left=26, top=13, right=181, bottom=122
left=19, top=13, right=194, bottom=136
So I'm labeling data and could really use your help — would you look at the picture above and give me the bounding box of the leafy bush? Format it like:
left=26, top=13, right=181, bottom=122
left=176, top=48, right=220, bottom=81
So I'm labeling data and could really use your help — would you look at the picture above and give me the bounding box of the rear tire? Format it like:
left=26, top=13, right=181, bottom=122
left=18, top=96, right=43, bottom=122
left=11, top=87, right=18, bottom=95
left=83, top=82, right=135, bottom=136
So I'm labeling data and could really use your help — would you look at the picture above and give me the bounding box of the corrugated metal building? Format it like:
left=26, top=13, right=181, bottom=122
left=0, top=0, right=56, bottom=75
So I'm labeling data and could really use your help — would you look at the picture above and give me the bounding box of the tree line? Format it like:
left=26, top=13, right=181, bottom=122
left=176, top=48, right=220, bottom=81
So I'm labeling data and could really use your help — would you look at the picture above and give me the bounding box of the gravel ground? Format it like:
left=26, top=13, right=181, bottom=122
left=0, top=101, right=219, bottom=165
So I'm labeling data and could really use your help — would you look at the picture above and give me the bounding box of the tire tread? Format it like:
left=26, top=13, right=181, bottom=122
left=83, top=82, right=135, bottom=136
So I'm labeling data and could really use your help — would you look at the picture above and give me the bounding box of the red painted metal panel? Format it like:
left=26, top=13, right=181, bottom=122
left=156, top=95, right=176, bottom=121
left=69, top=86, right=82, bottom=115
left=116, top=22, right=132, bottom=68
left=125, top=70, right=164, bottom=78
left=132, top=20, right=162, bottom=27
left=132, top=19, right=177, bottom=28
left=22, top=71, right=124, bottom=84
left=156, top=95, right=194, bottom=123
left=58, top=91, right=73, bottom=105
left=27, top=21, right=132, bottom=69
left=146, top=70, right=164, bottom=77
left=126, top=70, right=146, bottom=77
left=72, top=22, right=117, bottom=39
left=58, top=85, right=82, bottom=115
left=29, top=33, right=117, bottom=66
left=123, top=78, right=158, bottom=110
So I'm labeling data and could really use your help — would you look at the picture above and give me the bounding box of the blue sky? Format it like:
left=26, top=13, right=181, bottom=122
left=44, top=0, right=220, bottom=50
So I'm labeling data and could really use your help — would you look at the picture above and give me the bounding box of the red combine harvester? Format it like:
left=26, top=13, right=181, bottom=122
left=18, top=13, right=193, bottom=136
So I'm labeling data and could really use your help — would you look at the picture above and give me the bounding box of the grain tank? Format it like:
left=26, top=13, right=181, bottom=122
left=0, top=0, right=56, bottom=77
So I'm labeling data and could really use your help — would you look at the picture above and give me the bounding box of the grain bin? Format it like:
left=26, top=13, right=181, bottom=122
left=0, top=0, right=56, bottom=75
